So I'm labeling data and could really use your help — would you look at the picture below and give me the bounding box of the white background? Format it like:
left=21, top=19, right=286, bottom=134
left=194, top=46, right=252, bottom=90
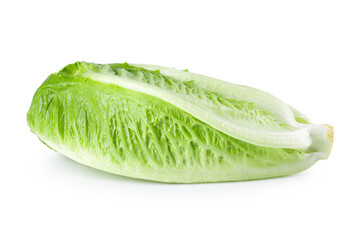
left=1, top=1, right=359, bottom=239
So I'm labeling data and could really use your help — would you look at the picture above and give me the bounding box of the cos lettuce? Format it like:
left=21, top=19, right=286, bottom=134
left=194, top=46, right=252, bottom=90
left=27, top=62, right=333, bottom=183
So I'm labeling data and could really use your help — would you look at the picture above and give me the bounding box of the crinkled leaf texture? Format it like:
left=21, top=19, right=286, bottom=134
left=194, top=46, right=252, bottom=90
left=27, top=62, right=333, bottom=183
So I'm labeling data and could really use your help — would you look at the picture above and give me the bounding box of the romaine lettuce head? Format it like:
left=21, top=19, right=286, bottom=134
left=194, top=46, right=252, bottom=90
left=27, top=62, right=333, bottom=183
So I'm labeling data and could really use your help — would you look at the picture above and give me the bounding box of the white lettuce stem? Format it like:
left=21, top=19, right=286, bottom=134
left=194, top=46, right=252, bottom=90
left=305, top=123, right=334, bottom=159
